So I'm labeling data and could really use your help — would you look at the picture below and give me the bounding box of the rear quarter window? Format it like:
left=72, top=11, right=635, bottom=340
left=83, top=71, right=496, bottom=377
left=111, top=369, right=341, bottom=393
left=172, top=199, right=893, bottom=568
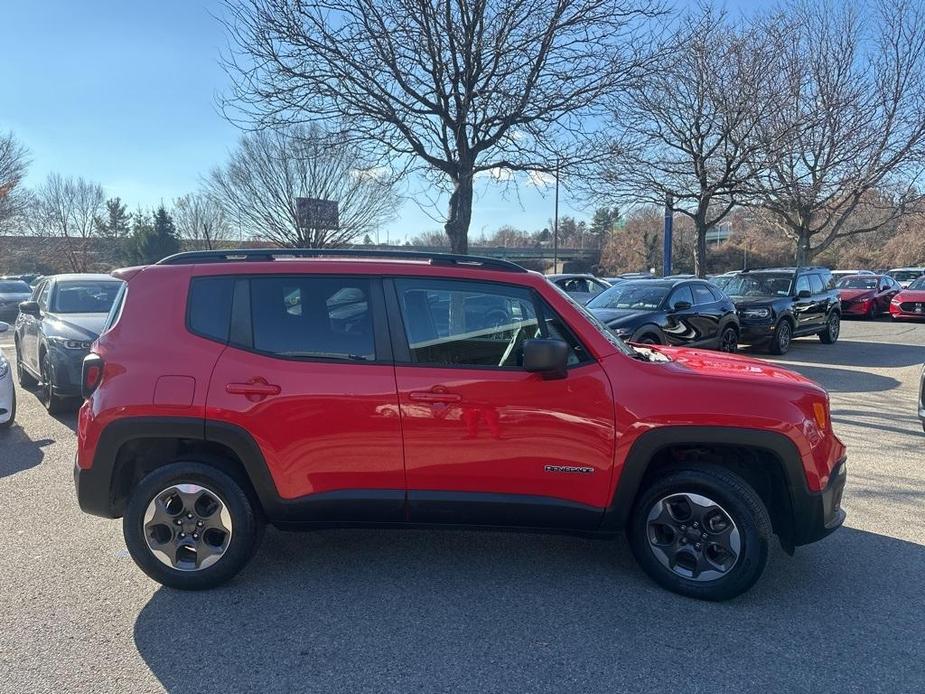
left=188, top=277, right=234, bottom=343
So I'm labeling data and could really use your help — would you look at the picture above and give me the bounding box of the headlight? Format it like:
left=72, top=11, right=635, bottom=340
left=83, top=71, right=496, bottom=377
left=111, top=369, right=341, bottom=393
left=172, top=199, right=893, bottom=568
left=47, top=336, right=92, bottom=350
left=741, top=308, right=771, bottom=319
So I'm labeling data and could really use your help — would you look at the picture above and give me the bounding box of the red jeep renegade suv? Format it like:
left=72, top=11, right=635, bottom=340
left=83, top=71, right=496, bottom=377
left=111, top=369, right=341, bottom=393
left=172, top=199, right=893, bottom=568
left=75, top=249, right=846, bottom=601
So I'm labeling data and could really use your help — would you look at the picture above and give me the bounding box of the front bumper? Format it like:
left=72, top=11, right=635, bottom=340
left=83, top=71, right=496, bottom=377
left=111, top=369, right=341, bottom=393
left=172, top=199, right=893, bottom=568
left=738, top=321, right=774, bottom=343
left=792, top=458, right=847, bottom=546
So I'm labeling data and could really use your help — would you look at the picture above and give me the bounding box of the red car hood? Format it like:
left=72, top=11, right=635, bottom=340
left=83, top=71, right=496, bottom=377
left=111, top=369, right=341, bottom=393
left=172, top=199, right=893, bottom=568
left=896, top=289, right=925, bottom=302
left=654, top=346, right=825, bottom=393
left=838, top=288, right=875, bottom=301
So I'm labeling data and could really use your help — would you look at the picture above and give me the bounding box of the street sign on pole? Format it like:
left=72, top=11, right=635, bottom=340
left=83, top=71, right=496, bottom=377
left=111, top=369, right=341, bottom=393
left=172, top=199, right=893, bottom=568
left=295, top=198, right=339, bottom=230
left=663, top=194, right=673, bottom=276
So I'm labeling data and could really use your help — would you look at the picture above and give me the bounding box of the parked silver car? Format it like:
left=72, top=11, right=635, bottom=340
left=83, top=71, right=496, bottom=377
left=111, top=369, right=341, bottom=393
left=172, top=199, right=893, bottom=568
left=546, top=274, right=610, bottom=304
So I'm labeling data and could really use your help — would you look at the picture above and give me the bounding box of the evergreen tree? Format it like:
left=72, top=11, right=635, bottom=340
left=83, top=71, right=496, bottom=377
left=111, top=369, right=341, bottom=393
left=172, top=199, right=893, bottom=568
left=129, top=206, right=180, bottom=263
left=590, top=207, right=621, bottom=248
left=95, top=198, right=131, bottom=239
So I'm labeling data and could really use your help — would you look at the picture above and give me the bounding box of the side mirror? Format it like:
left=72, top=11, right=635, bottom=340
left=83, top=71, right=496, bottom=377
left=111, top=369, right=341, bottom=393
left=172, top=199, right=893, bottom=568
left=672, top=300, right=692, bottom=311
left=797, top=289, right=812, bottom=299
left=0, top=321, right=8, bottom=334
left=18, top=300, right=40, bottom=317
left=523, top=338, right=569, bottom=379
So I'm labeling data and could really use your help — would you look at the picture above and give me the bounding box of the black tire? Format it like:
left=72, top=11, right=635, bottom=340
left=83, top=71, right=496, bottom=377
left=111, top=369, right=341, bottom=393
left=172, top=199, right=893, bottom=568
left=14, top=341, right=37, bottom=389
left=767, top=318, right=793, bottom=355
left=627, top=465, right=771, bottom=601
left=38, top=351, right=67, bottom=414
left=123, top=462, right=264, bottom=590
left=818, top=312, right=840, bottom=344
left=718, top=326, right=738, bottom=353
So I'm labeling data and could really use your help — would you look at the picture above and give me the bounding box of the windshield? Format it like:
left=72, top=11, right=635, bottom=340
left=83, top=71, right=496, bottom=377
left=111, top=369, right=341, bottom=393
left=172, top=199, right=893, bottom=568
left=711, top=275, right=736, bottom=290
left=587, top=283, right=670, bottom=310
left=51, top=281, right=122, bottom=313
left=890, top=270, right=924, bottom=281
left=908, top=276, right=925, bottom=290
left=836, top=277, right=877, bottom=289
left=724, top=273, right=793, bottom=297
left=547, top=282, right=635, bottom=356
left=0, top=281, right=31, bottom=293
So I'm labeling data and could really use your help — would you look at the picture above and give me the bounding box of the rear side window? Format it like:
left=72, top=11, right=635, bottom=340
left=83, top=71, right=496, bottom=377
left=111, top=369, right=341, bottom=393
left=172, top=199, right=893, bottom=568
left=188, top=277, right=234, bottom=343
left=249, top=276, right=375, bottom=361
left=707, top=285, right=726, bottom=302
left=809, top=275, right=825, bottom=294
left=692, top=284, right=716, bottom=305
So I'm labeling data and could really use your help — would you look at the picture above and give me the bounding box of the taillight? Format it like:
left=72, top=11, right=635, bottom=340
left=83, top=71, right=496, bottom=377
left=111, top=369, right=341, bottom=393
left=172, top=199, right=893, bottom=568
left=81, top=354, right=104, bottom=399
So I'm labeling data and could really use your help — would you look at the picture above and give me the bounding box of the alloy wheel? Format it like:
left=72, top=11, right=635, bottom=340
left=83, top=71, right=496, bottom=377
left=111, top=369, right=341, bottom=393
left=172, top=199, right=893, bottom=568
left=143, top=483, right=233, bottom=571
left=720, top=328, right=738, bottom=353
left=777, top=322, right=791, bottom=351
left=645, top=492, right=741, bottom=582
left=828, top=314, right=840, bottom=340
left=39, top=355, right=52, bottom=406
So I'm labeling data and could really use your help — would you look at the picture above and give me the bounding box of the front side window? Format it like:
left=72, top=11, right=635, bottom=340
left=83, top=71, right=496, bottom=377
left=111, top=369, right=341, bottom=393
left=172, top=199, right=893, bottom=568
left=668, top=285, right=695, bottom=308
left=795, top=275, right=811, bottom=295
left=250, top=276, right=375, bottom=361
left=51, top=280, right=122, bottom=313
left=395, top=278, right=542, bottom=368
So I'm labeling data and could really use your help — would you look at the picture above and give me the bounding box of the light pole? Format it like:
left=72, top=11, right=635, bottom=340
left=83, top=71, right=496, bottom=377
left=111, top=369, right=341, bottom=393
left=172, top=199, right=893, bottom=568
left=663, top=193, right=673, bottom=276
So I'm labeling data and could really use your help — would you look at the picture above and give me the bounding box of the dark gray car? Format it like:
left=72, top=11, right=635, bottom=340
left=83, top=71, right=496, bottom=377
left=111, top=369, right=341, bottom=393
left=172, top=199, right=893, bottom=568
left=0, top=279, right=34, bottom=322
left=14, top=274, right=122, bottom=413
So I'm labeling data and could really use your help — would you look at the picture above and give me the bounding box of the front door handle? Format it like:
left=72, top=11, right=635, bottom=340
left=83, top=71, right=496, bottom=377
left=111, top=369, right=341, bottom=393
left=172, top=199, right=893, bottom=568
left=226, top=378, right=281, bottom=400
left=409, top=390, right=462, bottom=403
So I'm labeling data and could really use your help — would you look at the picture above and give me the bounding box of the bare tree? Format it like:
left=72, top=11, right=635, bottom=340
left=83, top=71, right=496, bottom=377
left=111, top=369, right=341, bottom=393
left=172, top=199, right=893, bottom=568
left=221, top=0, right=664, bottom=253
left=30, top=174, right=105, bottom=272
left=173, top=192, right=232, bottom=250
left=587, top=6, right=781, bottom=276
left=747, top=0, right=925, bottom=265
left=206, top=125, right=399, bottom=247
left=0, top=131, right=31, bottom=232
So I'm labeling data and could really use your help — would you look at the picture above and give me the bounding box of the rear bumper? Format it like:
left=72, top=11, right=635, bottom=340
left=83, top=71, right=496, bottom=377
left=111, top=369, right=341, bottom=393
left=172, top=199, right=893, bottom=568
left=74, top=455, right=114, bottom=517
left=792, top=458, right=847, bottom=546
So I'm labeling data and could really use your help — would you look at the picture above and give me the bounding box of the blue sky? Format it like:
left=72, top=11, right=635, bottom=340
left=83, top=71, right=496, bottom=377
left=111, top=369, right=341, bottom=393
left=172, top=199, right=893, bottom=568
left=2, top=0, right=762, bottom=241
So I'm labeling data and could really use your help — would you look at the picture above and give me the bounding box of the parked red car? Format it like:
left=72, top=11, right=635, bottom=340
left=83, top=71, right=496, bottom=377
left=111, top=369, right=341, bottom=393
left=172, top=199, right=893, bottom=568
left=74, top=249, right=846, bottom=601
left=836, top=274, right=901, bottom=319
left=890, top=275, right=925, bottom=319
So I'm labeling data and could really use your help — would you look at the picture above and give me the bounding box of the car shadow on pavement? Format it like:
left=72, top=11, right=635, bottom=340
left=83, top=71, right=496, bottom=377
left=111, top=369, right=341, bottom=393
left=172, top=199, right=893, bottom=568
left=758, top=338, right=924, bottom=369
left=134, top=525, right=925, bottom=693
left=0, top=425, right=52, bottom=478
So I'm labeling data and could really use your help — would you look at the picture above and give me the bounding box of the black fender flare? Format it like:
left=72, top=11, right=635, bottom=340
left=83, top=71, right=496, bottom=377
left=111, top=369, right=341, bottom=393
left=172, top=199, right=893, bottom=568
left=599, top=426, right=811, bottom=533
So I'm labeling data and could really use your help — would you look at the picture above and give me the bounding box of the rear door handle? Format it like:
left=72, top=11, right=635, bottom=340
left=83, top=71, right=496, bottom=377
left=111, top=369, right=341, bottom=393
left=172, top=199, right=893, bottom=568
left=226, top=378, right=281, bottom=399
left=409, top=391, right=462, bottom=403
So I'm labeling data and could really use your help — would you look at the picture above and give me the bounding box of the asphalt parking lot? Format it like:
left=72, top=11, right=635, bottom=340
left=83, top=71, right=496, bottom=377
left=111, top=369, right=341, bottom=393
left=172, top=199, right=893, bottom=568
left=1, top=319, right=923, bottom=694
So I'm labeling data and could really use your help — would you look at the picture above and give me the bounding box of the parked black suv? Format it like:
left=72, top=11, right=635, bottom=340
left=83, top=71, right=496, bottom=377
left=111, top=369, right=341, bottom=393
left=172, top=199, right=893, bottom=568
left=723, top=268, right=841, bottom=354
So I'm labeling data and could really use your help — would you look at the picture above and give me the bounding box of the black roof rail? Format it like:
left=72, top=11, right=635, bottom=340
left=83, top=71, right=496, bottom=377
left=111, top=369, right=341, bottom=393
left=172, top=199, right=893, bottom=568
left=156, top=248, right=528, bottom=273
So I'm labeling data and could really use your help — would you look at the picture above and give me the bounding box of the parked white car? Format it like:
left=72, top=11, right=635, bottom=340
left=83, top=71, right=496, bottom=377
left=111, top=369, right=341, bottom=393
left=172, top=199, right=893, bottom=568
left=887, top=267, right=925, bottom=288
left=0, top=321, right=14, bottom=429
